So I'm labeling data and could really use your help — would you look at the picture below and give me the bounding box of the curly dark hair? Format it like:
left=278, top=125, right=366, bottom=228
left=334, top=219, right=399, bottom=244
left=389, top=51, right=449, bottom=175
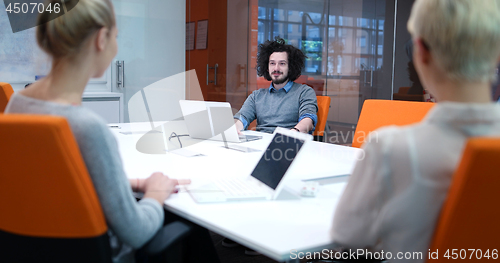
left=256, top=37, right=307, bottom=82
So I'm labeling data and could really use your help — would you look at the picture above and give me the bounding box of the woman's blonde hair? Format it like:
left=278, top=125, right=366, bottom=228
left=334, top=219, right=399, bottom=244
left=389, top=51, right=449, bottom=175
left=408, top=0, right=500, bottom=83
left=37, top=0, right=115, bottom=59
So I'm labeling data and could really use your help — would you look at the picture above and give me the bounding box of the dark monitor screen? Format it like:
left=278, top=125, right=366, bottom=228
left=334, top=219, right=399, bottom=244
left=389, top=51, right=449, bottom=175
left=251, top=133, right=305, bottom=189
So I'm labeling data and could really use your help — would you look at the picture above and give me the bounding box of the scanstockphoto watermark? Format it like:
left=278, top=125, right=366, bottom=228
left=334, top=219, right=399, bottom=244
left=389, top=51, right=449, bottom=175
left=261, top=133, right=373, bottom=163
left=325, top=130, right=379, bottom=145
left=3, top=0, right=80, bottom=33
left=263, top=135, right=302, bottom=162
left=289, top=249, right=424, bottom=261
left=263, top=144, right=368, bottom=162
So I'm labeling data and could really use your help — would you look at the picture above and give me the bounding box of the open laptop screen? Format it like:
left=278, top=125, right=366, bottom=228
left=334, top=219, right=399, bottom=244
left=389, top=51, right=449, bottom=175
left=251, top=133, right=305, bottom=189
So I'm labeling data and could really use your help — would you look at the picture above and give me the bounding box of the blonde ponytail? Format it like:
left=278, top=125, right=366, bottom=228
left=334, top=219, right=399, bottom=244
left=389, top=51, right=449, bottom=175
left=36, top=0, right=115, bottom=59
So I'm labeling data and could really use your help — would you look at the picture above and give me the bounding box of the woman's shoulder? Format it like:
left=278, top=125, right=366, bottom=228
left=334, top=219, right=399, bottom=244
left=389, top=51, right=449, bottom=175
left=68, top=106, right=108, bottom=127
left=62, top=106, right=114, bottom=143
left=361, top=125, right=417, bottom=154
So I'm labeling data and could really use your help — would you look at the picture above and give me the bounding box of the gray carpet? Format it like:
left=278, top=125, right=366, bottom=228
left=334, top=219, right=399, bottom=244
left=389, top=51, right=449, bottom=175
left=323, top=122, right=356, bottom=145
left=210, top=232, right=280, bottom=263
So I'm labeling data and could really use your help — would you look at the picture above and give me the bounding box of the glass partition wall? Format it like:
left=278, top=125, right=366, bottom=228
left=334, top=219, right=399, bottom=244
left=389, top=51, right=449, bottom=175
left=208, top=0, right=397, bottom=144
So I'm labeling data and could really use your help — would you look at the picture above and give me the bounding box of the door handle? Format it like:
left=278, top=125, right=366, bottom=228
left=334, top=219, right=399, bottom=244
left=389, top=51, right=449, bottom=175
left=238, top=64, right=247, bottom=87
left=206, top=64, right=218, bottom=86
left=368, top=69, right=373, bottom=87
left=116, top=61, right=125, bottom=88
left=214, top=64, right=218, bottom=86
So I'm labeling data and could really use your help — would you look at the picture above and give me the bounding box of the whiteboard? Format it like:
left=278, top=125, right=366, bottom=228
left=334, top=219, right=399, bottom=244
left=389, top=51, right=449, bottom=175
left=0, top=7, right=51, bottom=83
left=0, top=7, right=108, bottom=85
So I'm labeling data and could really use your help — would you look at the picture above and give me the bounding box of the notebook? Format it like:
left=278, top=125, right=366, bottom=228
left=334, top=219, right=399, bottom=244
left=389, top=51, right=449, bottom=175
left=179, top=100, right=262, bottom=143
left=186, top=127, right=312, bottom=203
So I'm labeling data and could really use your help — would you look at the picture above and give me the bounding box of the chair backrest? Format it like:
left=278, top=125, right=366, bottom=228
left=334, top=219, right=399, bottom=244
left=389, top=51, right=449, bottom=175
left=248, top=96, right=331, bottom=135
left=0, top=115, right=111, bottom=263
left=313, top=96, right=331, bottom=138
left=397, top=87, right=411, bottom=95
left=428, top=138, right=500, bottom=262
left=352, top=99, right=434, bottom=148
left=0, top=82, right=14, bottom=113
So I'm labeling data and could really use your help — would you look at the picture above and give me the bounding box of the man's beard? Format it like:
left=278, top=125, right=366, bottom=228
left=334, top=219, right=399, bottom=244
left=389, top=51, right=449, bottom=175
left=271, top=71, right=289, bottom=85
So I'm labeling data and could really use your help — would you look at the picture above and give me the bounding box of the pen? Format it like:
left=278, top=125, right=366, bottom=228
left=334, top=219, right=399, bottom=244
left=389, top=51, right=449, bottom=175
left=109, top=125, right=121, bottom=129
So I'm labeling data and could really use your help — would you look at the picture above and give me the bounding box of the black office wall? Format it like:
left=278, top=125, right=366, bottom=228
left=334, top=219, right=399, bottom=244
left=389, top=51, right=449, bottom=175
left=393, top=0, right=415, bottom=95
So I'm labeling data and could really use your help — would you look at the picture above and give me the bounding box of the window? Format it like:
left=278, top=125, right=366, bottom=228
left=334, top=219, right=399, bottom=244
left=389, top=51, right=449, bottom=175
left=257, top=1, right=384, bottom=75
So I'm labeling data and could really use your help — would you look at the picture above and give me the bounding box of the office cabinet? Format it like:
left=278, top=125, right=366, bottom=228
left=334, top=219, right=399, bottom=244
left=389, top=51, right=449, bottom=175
left=82, top=92, right=123, bottom=123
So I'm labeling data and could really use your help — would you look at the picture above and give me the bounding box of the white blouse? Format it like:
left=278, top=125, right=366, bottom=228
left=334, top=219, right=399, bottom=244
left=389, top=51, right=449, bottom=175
left=331, top=102, right=500, bottom=262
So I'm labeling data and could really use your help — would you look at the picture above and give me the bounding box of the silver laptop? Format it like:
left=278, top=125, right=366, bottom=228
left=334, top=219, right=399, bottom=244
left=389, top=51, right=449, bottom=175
left=179, top=100, right=262, bottom=143
left=186, top=128, right=313, bottom=203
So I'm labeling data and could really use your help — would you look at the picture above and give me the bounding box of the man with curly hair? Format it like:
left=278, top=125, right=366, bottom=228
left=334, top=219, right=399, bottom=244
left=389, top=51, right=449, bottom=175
left=234, top=37, right=318, bottom=134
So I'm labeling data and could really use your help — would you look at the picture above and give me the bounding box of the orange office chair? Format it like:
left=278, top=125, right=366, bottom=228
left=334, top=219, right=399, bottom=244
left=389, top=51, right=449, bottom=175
left=427, top=138, right=500, bottom=262
left=0, top=115, right=192, bottom=262
left=0, top=115, right=112, bottom=262
left=313, top=96, right=331, bottom=142
left=246, top=96, right=331, bottom=138
left=0, top=82, right=14, bottom=113
left=393, top=86, right=424, bottom=102
left=352, top=99, right=434, bottom=148
left=248, top=119, right=257, bottom=131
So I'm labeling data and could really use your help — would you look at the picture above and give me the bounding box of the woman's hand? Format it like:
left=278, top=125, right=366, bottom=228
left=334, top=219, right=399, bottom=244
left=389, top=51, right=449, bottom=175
left=141, top=172, right=190, bottom=205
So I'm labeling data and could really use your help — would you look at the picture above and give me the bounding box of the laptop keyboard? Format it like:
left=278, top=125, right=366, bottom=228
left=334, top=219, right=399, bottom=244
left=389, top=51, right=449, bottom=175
left=214, top=178, right=266, bottom=197
left=238, top=134, right=262, bottom=142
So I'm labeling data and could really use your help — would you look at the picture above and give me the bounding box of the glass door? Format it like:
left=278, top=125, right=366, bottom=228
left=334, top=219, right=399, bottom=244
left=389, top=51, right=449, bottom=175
left=186, top=0, right=227, bottom=103
left=187, top=0, right=396, bottom=143
left=247, top=0, right=395, bottom=144
left=113, top=0, right=186, bottom=123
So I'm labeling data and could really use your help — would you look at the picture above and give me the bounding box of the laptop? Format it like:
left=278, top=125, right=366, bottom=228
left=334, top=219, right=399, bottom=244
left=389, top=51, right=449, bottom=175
left=179, top=100, right=262, bottom=143
left=186, top=127, right=313, bottom=203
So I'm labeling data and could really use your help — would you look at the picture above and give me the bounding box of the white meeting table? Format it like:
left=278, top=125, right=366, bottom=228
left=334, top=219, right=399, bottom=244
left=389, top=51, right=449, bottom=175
left=110, top=121, right=363, bottom=262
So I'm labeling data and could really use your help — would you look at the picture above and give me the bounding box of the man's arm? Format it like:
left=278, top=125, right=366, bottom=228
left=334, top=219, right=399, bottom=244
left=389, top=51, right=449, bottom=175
left=234, top=91, right=257, bottom=131
left=234, top=119, right=244, bottom=135
left=297, top=86, right=318, bottom=133
left=293, top=117, right=314, bottom=133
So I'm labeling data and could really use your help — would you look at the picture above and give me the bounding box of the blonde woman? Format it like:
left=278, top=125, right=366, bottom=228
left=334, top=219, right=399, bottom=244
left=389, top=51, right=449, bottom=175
left=331, top=0, right=500, bottom=262
left=5, top=1, right=219, bottom=262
